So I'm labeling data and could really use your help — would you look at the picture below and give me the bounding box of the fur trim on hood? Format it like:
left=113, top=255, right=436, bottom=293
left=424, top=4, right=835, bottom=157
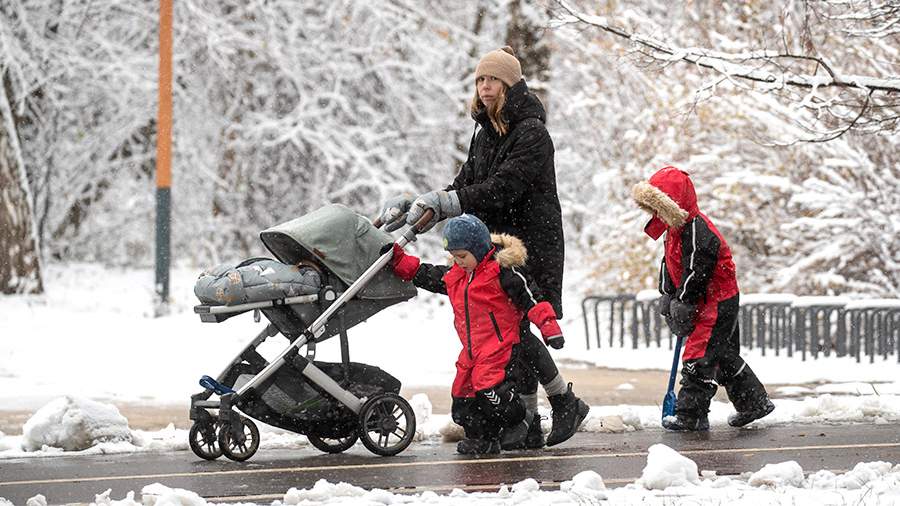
left=491, top=233, right=527, bottom=268
left=632, top=181, right=689, bottom=228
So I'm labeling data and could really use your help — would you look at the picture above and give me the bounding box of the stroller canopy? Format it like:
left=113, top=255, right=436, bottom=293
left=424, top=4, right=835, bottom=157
left=260, top=204, right=413, bottom=300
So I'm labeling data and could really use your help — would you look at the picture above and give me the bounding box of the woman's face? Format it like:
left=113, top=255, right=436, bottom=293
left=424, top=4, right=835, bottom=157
left=449, top=249, right=478, bottom=273
left=476, top=75, right=503, bottom=108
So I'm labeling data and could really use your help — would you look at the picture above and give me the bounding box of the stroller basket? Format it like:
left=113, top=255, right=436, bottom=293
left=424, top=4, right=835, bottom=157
left=229, top=360, right=402, bottom=439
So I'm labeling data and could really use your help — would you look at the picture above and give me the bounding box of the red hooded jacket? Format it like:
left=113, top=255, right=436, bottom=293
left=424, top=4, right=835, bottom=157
left=634, top=167, right=739, bottom=359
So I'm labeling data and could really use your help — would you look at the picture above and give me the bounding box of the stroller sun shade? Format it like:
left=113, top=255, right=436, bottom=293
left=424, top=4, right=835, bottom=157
left=259, top=204, right=416, bottom=301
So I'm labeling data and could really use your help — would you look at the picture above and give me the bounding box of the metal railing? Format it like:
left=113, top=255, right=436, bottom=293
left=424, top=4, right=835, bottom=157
left=581, top=293, right=900, bottom=362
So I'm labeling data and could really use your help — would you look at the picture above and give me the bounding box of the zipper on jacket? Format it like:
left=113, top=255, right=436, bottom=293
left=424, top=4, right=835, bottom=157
left=464, top=272, right=475, bottom=360
left=489, top=312, right=503, bottom=342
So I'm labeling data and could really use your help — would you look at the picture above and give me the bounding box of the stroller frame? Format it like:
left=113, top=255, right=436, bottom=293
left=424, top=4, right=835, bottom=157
left=189, top=213, right=430, bottom=461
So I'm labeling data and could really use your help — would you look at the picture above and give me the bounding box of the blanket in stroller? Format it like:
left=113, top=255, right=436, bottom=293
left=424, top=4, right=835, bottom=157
left=194, top=258, right=321, bottom=306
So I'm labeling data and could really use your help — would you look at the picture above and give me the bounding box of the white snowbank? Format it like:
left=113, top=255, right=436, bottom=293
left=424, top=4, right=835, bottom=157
left=4, top=391, right=900, bottom=459
left=638, top=443, right=700, bottom=489
left=808, top=461, right=894, bottom=490
left=22, top=396, right=132, bottom=452
left=59, top=453, right=900, bottom=505
left=748, top=461, right=805, bottom=487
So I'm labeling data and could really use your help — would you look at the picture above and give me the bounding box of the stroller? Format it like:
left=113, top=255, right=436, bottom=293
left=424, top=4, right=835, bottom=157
left=188, top=204, right=430, bottom=461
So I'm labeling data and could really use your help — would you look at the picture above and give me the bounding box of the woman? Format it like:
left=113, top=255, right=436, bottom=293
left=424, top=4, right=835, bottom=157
left=379, top=46, right=588, bottom=448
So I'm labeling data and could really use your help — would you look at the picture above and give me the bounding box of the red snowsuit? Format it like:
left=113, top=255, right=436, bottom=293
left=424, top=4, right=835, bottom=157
left=390, top=234, right=561, bottom=439
left=642, top=167, right=739, bottom=360
left=634, top=166, right=769, bottom=420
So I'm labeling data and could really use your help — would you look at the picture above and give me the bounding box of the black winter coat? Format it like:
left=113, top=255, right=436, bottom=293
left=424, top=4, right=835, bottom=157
left=446, top=79, right=565, bottom=316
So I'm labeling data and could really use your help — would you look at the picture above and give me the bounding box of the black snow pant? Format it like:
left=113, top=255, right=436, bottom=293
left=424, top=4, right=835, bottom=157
left=516, top=318, right=559, bottom=396
left=676, top=295, right=769, bottom=420
left=452, top=344, right=527, bottom=440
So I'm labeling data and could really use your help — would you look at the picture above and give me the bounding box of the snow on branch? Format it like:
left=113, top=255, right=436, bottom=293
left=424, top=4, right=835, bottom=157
left=552, top=0, right=900, bottom=94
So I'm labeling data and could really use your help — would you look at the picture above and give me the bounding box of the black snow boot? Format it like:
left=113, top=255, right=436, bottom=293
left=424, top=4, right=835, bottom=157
left=457, top=438, right=500, bottom=455
left=728, top=399, right=775, bottom=427
left=662, top=414, right=710, bottom=431
left=524, top=413, right=545, bottom=449
left=546, top=383, right=590, bottom=447
left=501, top=413, right=544, bottom=450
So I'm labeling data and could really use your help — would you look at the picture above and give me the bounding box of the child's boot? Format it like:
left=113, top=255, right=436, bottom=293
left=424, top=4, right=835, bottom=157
left=501, top=412, right=544, bottom=450
left=728, top=399, right=775, bottom=427
left=457, top=438, right=500, bottom=455
left=662, top=413, right=710, bottom=431
left=723, top=361, right=773, bottom=427
left=546, top=383, right=590, bottom=446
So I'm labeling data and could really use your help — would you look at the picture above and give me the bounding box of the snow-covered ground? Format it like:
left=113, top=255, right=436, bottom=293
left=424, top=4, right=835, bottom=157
left=2, top=264, right=898, bottom=411
left=2, top=264, right=900, bottom=504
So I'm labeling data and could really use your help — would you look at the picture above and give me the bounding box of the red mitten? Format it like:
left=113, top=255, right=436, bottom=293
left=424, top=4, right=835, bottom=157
left=527, top=301, right=563, bottom=346
left=391, top=243, right=420, bottom=281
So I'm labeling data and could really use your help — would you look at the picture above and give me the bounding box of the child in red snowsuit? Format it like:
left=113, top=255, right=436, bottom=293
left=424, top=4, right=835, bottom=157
left=633, top=166, right=774, bottom=431
left=391, top=214, right=563, bottom=454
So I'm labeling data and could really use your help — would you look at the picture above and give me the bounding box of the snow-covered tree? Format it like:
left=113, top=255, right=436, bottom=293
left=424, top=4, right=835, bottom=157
left=547, top=0, right=900, bottom=297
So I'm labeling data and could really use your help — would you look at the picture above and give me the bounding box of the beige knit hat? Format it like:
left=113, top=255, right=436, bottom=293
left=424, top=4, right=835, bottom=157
left=475, top=46, right=522, bottom=87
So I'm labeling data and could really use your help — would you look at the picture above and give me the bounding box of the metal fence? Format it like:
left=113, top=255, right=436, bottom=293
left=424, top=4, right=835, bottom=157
left=581, top=294, right=900, bottom=362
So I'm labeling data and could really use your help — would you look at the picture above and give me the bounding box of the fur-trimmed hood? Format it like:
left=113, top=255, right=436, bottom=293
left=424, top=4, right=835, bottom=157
left=632, top=166, right=699, bottom=240
left=490, top=233, right=527, bottom=268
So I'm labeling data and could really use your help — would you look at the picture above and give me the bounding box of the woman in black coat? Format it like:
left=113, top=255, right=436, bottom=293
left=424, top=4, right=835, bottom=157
left=379, top=46, right=588, bottom=449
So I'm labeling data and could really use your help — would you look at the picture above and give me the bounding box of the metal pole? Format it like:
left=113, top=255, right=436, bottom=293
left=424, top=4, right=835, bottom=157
left=155, top=0, right=173, bottom=314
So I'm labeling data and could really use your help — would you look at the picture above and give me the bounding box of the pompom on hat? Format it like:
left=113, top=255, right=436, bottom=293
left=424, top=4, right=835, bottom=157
left=475, top=46, right=522, bottom=87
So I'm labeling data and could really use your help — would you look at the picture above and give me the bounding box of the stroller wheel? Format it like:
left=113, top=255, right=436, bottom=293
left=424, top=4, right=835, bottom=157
left=188, top=421, right=223, bottom=460
left=218, top=416, right=260, bottom=462
left=307, top=433, right=358, bottom=454
left=357, top=393, right=416, bottom=457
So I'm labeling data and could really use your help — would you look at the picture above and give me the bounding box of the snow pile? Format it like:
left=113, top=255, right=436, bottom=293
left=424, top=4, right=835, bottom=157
left=808, top=461, right=895, bottom=490
left=21, top=396, right=132, bottom=452
left=35, top=452, right=900, bottom=505
left=748, top=461, right=805, bottom=487
left=637, top=443, right=700, bottom=489
left=283, top=480, right=377, bottom=505
left=25, top=496, right=46, bottom=506
left=409, top=393, right=433, bottom=442
left=559, top=470, right=608, bottom=501
left=92, top=483, right=220, bottom=506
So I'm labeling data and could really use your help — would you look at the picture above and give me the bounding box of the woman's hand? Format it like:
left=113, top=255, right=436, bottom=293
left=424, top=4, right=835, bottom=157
left=406, top=190, right=461, bottom=232
left=378, top=194, right=414, bottom=232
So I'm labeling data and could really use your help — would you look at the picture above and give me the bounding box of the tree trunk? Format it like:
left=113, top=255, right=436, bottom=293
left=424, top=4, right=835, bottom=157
left=507, top=0, right=552, bottom=110
left=0, top=73, right=43, bottom=294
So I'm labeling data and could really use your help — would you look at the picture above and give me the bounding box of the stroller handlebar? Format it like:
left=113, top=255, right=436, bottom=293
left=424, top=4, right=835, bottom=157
left=371, top=209, right=435, bottom=238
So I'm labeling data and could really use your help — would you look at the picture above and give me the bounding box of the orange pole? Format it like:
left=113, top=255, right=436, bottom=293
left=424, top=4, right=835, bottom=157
left=156, top=0, right=172, bottom=189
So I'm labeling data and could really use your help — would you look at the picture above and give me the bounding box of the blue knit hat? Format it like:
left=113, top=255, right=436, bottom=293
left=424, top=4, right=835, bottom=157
left=442, top=214, right=492, bottom=262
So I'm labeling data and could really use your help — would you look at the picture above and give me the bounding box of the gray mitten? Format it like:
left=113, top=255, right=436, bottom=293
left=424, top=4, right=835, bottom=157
left=379, top=194, right=414, bottom=232
left=659, top=293, right=673, bottom=316
left=406, top=190, right=461, bottom=232
left=668, top=299, right=697, bottom=337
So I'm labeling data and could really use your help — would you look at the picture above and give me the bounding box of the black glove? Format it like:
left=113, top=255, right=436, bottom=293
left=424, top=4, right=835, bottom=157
left=659, top=293, right=673, bottom=317
left=547, top=335, right=565, bottom=350
left=667, top=299, right=697, bottom=338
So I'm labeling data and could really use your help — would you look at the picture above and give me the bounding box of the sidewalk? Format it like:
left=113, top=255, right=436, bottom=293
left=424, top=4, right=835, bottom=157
left=0, top=367, right=785, bottom=433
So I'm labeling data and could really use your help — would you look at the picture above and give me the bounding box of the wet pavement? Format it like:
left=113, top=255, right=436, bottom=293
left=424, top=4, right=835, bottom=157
left=2, top=423, right=899, bottom=504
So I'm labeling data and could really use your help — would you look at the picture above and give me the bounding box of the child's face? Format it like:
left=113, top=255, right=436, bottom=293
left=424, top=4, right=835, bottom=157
left=449, top=249, right=478, bottom=272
